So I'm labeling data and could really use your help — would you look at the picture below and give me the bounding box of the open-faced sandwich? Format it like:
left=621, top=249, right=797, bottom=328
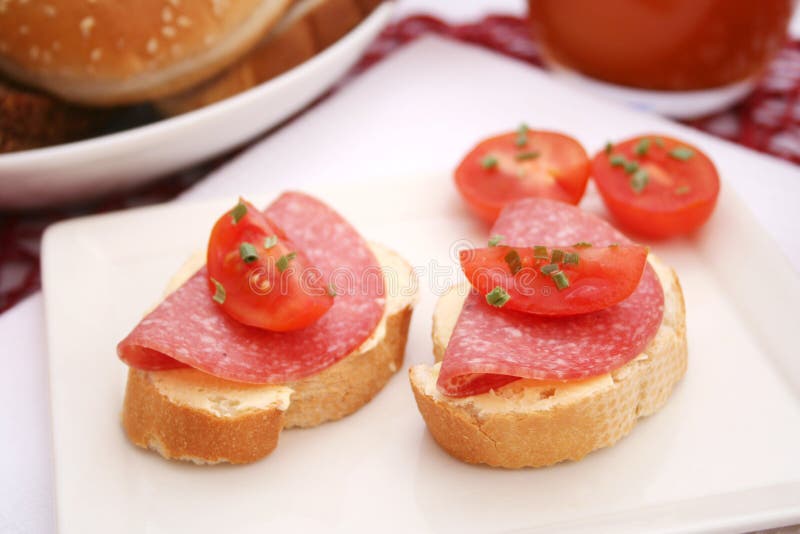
left=118, top=192, right=417, bottom=464
left=410, top=198, right=687, bottom=468
left=408, top=126, right=717, bottom=469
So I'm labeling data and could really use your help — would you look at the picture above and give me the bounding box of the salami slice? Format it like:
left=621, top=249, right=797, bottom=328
left=437, top=198, right=664, bottom=397
left=117, top=192, right=385, bottom=384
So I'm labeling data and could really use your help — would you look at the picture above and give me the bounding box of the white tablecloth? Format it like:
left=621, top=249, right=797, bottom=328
left=3, top=2, right=799, bottom=533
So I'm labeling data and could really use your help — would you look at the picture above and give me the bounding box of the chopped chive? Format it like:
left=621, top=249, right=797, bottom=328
left=481, top=154, right=498, bottom=169
left=630, top=168, right=649, bottom=193
left=669, top=146, right=695, bottom=161
left=488, top=234, right=504, bottom=247
left=486, top=286, right=511, bottom=307
left=552, top=271, right=570, bottom=290
left=211, top=278, right=226, bottom=304
left=504, top=249, right=522, bottom=275
left=533, top=245, right=549, bottom=260
left=327, top=283, right=337, bottom=297
left=654, top=137, right=665, bottom=148
left=230, top=202, right=247, bottom=224
left=263, top=235, right=278, bottom=249
left=674, top=185, right=691, bottom=195
left=564, top=252, right=579, bottom=265
left=624, top=160, right=639, bottom=174
left=551, top=249, right=565, bottom=263
left=609, top=154, right=626, bottom=167
left=605, top=141, right=613, bottom=155
left=574, top=241, right=592, bottom=248
left=239, top=242, right=259, bottom=263
left=515, top=123, right=529, bottom=147
left=276, top=251, right=297, bottom=272
left=515, top=151, right=540, bottom=161
left=634, top=138, right=651, bottom=156
left=541, top=263, right=559, bottom=275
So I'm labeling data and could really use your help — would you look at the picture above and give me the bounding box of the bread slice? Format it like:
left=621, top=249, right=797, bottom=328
left=0, top=79, right=112, bottom=153
left=122, top=242, right=417, bottom=464
left=157, top=0, right=382, bottom=116
left=409, top=254, right=687, bottom=469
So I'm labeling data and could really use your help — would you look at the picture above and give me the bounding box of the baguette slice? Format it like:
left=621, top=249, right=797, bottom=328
left=157, top=0, right=382, bottom=116
left=123, top=242, right=417, bottom=464
left=410, top=254, right=687, bottom=469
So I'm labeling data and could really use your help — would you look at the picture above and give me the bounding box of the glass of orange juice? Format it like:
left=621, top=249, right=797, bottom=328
left=528, top=0, right=795, bottom=117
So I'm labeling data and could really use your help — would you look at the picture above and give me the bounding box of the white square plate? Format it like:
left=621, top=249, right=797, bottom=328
left=42, top=174, right=800, bottom=533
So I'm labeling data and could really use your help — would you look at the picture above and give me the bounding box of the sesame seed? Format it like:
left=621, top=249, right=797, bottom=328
left=90, top=48, right=102, bottom=62
left=146, top=37, right=158, bottom=54
left=161, top=26, right=176, bottom=38
left=19, top=25, right=30, bottom=35
left=162, top=7, right=172, bottom=22
left=80, top=16, right=95, bottom=38
left=42, top=4, right=56, bottom=16
left=211, top=0, right=228, bottom=16
left=29, top=46, right=40, bottom=60
left=176, top=15, right=192, bottom=27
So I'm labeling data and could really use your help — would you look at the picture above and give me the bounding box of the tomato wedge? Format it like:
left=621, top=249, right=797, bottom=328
left=206, top=199, right=334, bottom=331
left=459, top=243, right=648, bottom=316
left=455, top=126, right=591, bottom=222
left=592, top=134, right=720, bottom=238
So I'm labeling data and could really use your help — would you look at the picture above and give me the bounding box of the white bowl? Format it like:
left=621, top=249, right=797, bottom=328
left=0, top=2, right=394, bottom=209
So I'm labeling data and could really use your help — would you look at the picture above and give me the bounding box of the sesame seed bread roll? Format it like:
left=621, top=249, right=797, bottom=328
left=0, top=0, right=293, bottom=106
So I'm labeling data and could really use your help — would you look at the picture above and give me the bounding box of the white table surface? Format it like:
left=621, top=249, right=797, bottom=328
left=2, top=2, right=800, bottom=533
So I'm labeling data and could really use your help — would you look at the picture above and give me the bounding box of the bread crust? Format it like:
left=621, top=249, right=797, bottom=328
left=157, top=0, right=380, bottom=116
left=285, top=306, right=412, bottom=428
left=410, top=257, right=687, bottom=469
left=123, top=368, right=286, bottom=464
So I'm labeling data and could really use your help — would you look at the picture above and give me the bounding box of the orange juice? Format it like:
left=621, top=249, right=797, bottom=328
left=528, top=0, right=794, bottom=90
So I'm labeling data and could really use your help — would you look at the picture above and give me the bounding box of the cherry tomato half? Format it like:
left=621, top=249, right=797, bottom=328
left=455, top=127, right=591, bottom=222
left=206, top=199, right=334, bottom=331
left=592, top=134, right=720, bottom=238
left=459, top=243, right=648, bottom=316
